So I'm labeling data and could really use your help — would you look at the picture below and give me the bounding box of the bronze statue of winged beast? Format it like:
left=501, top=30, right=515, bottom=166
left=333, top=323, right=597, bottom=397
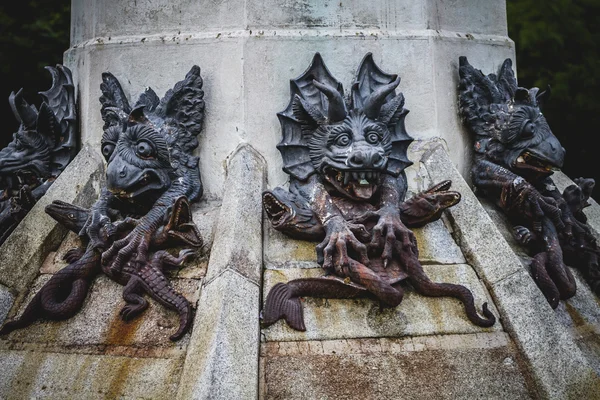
left=458, top=56, right=600, bottom=308
left=261, top=53, right=495, bottom=331
left=0, top=66, right=205, bottom=341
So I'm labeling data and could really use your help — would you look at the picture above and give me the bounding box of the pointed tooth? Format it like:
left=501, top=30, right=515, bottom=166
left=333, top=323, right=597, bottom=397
left=517, top=156, right=525, bottom=163
left=344, top=172, right=350, bottom=185
left=352, top=172, right=358, bottom=181
left=367, top=172, right=372, bottom=181
left=359, top=179, right=369, bottom=185
left=359, top=172, right=365, bottom=180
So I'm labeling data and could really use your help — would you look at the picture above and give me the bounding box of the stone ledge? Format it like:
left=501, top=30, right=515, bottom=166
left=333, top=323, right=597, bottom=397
left=0, top=350, right=184, bottom=399
left=0, top=145, right=105, bottom=293
left=261, top=332, right=511, bottom=357
left=262, top=264, right=500, bottom=342
left=261, top=343, right=533, bottom=400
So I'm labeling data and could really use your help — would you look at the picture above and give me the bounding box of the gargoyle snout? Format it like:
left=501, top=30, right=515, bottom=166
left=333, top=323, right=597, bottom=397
left=347, top=150, right=386, bottom=169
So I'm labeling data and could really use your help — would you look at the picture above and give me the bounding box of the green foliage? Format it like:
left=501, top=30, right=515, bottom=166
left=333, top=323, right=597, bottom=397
left=0, top=1, right=70, bottom=147
left=508, top=0, right=600, bottom=198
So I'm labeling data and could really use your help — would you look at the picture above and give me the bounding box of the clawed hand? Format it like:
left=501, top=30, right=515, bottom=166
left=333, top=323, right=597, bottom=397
left=369, top=206, right=417, bottom=268
left=316, top=216, right=369, bottom=273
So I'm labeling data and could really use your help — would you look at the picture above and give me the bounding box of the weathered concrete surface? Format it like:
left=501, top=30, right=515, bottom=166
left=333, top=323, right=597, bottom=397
left=0, top=350, right=184, bottom=399
left=262, top=264, right=499, bottom=342
left=261, top=334, right=535, bottom=400
left=0, top=275, right=200, bottom=350
left=420, top=140, right=600, bottom=399
left=0, top=145, right=104, bottom=294
left=0, top=284, right=14, bottom=327
left=177, top=145, right=265, bottom=400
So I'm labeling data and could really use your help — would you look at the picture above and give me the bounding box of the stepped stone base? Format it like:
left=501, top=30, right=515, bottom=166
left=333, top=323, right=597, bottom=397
left=1, top=142, right=599, bottom=399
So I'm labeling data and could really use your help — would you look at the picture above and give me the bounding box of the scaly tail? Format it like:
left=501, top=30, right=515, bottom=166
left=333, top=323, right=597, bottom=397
left=406, top=257, right=495, bottom=327
left=137, top=261, right=192, bottom=341
left=0, top=247, right=100, bottom=335
left=261, top=277, right=366, bottom=331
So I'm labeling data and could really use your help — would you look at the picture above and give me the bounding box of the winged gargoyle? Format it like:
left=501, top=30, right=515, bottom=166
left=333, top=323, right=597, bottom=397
left=0, top=65, right=77, bottom=245
left=260, top=53, right=495, bottom=331
left=458, top=56, right=600, bottom=307
left=0, top=66, right=205, bottom=341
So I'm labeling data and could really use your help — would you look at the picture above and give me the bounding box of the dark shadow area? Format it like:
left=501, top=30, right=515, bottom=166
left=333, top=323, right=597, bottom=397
left=508, top=0, right=600, bottom=200
left=0, top=1, right=70, bottom=149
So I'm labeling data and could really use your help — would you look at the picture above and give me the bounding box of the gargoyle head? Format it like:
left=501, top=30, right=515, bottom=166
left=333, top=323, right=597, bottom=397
left=278, top=53, right=413, bottom=201
left=99, top=66, right=204, bottom=205
left=458, top=57, right=565, bottom=181
left=103, top=118, right=173, bottom=203
left=0, top=89, right=52, bottom=181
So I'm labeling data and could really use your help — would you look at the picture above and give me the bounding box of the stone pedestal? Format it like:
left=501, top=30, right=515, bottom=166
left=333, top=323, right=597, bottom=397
left=1, top=1, right=599, bottom=399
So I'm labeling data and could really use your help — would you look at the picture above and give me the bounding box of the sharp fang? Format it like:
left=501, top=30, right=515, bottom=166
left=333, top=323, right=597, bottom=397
left=359, top=172, right=365, bottom=180
left=352, top=172, right=358, bottom=181
left=517, top=156, right=525, bottom=163
left=336, top=171, right=342, bottom=182
left=359, top=179, right=369, bottom=185
left=344, top=172, right=350, bottom=185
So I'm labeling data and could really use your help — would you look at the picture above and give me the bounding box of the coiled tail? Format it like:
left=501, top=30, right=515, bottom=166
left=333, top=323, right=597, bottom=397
left=0, top=247, right=101, bottom=335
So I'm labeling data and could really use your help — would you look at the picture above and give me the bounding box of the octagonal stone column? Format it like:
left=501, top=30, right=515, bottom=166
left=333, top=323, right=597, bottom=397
left=67, top=0, right=514, bottom=198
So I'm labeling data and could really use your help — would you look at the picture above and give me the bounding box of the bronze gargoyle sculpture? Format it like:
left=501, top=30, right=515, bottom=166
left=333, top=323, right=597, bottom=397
left=0, top=66, right=205, bottom=341
left=458, top=56, right=600, bottom=307
left=260, top=53, right=495, bottom=331
left=0, top=65, right=77, bottom=245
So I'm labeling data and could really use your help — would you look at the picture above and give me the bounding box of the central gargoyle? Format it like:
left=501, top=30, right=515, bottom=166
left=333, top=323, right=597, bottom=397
left=0, top=66, right=205, bottom=341
left=458, top=56, right=600, bottom=307
left=261, top=53, right=495, bottom=331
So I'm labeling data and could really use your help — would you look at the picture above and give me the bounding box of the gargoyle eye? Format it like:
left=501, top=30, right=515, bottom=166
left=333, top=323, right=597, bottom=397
left=102, top=143, right=115, bottom=160
left=366, top=132, right=380, bottom=144
left=521, top=121, right=535, bottom=139
left=335, top=133, right=351, bottom=147
left=136, top=140, right=155, bottom=159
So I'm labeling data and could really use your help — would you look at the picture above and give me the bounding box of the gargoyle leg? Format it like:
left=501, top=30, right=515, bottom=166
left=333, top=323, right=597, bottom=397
left=529, top=252, right=560, bottom=309
left=120, top=277, right=149, bottom=321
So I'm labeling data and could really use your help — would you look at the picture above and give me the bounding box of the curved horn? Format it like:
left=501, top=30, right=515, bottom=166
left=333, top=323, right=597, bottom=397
left=9, top=89, right=38, bottom=129
left=312, top=79, right=347, bottom=122
left=362, top=75, right=401, bottom=119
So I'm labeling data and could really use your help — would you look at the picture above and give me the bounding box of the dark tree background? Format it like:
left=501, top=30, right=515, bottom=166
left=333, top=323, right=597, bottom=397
left=0, top=1, right=70, bottom=149
left=507, top=0, right=600, bottom=200
left=0, top=1, right=598, bottom=198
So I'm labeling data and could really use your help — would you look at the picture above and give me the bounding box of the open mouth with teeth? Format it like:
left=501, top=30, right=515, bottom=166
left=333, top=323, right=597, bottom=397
left=323, top=166, right=382, bottom=200
left=263, top=192, right=293, bottom=228
left=111, top=170, right=165, bottom=199
left=514, top=151, right=560, bottom=175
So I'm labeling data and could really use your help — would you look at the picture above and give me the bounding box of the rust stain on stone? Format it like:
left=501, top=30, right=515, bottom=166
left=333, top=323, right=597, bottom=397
left=565, top=302, right=586, bottom=327
left=106, top=358, right=133, bottom=399
left=105, top=309, right=143, bottom=346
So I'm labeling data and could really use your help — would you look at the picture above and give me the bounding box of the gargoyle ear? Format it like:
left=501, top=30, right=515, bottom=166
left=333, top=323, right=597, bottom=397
left=128, top=105, right=148, bottom=125
left=535, top=85, right=551, bottom=109
left=292, top=94, right=325, bottom=125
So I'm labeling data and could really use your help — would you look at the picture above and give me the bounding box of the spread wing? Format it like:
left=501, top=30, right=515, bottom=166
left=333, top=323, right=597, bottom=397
left=352, top=53, right=413, bottom=177
left=154, top=65, right=205, bottom=201
left=37, top=65, right=77, bottom=176
left=277, top=53, right=345, bottom=181
left=99, top=72, right=131, bottom=131
left=458, top=57, right=516, bottom=134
